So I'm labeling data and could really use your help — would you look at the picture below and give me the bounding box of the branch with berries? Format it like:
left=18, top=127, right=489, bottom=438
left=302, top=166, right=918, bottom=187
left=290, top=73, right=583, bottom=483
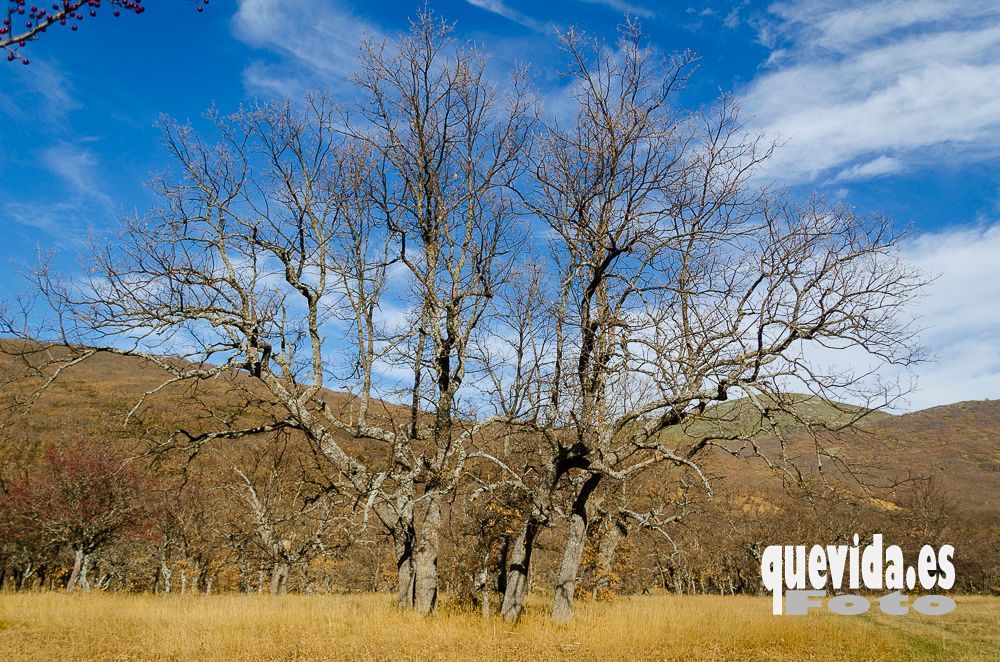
left=2, top=0, right=206, bottom=64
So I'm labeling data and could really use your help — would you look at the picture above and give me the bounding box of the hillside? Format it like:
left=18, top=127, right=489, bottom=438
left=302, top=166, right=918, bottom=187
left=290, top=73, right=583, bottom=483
left=1, top=345, right=997, bottom=515
left=1, top=345, right=996, bottom=597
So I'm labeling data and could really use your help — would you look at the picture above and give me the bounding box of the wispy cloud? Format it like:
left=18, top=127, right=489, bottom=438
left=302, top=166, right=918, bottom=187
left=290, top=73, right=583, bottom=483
left=7, top=201, right=93, bottom=248
left=464, top=0, right=546, bottom=33
left=770, top=0, right=1000, bottom=54
left=6, top=143, right=114, bottom=247
left=741, top=0, right=1000, bottom=183
left=41, top=143, right=112, bottom=208
left=900, top=222, right=1000, bottom=410
left=834, top=155, right=903, bottom=182
left=0, top=59, right=79, bottom=127
left=232, top=0, right=384, bottom=96
left=579, top=0, right=654, bottom=20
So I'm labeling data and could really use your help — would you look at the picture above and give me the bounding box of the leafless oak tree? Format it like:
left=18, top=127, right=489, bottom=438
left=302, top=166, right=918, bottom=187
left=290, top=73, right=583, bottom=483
left=0, top=11, right=536, bottom=617
left=475, top=23, right=925, bottom=621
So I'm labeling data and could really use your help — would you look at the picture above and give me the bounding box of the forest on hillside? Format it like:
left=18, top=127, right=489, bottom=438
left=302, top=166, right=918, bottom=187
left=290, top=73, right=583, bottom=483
left=2, top=354, right=995, bottom=612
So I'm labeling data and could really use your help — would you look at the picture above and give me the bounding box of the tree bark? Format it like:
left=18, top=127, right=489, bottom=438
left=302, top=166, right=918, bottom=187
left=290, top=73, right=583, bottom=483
left=551, top=512, right=587, bottom=621
left=500, top=520, right=539, bottom=621
left=160, top=553, right=173, bottom=594
left=592, top=516, right=627, bottom=600
left=269, top=562, right=289, bottom=595
left=65, top=548, right=84, bottom=593
left=413, top=494, right=442, bottom=616
left=394, top=525, right=416, bottom=610
left=551, top=474, right=601, bottom=621
left=476, top=555, right=491, bottom=619
left=79, top=553, right=91, bottom=592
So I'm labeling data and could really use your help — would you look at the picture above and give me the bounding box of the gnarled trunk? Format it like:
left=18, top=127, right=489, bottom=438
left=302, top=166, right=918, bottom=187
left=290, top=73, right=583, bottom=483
left=551, top=510, right=587, bottom=621
left=592, top=515, right=628, bottom=600
left=551, top=474, right=601, bottom=621
left=79, top=552, right=91, bottom=592
left=413, top=494, right=442, bottom=616
left=500, top=520, right=539, bottom=621
left=269, top=562, right=289, bottom=595
left=160, top=562, right=173, bottom=593
left=65, top=548, right=85, bottom=593
left=394, top=524, right=416, bottom=610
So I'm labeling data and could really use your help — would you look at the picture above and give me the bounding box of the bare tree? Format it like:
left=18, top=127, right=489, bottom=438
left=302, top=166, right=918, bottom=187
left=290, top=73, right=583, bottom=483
left=227, top=444, right=343, bottom=595
left=479, top=22, right=925, bottom=621
left=343, top=11, right=537, bottom=614
left=0, top=91, right=410, bottom=603
left=0, top=11, right=535, bottom=616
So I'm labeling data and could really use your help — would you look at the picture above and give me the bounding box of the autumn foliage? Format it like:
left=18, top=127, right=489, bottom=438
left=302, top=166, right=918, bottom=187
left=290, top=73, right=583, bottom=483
left=0, top=439, right=158, bottom=590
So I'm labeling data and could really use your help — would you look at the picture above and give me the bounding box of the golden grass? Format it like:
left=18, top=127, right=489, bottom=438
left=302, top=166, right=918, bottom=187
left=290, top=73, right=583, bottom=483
left=0, top=592, right=996, bottom=661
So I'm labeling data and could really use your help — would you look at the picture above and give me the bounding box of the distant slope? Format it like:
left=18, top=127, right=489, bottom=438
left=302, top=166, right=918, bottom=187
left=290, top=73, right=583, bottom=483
left=868, top=400, right=1000, bottom=512
left=1, top=343, right=996, bottom=513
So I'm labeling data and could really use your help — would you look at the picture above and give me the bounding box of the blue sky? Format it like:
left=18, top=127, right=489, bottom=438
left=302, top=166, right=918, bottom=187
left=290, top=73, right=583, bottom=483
left=1, top=0, right=999, bottom=409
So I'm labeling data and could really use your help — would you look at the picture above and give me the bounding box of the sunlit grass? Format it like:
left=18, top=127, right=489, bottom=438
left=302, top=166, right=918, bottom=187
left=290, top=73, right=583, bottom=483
left=0, top=592, right=996, bottom=660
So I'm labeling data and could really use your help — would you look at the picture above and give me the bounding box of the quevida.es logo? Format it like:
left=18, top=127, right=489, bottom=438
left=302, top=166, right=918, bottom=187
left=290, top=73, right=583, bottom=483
left=761, top=534, right=956, bottom=616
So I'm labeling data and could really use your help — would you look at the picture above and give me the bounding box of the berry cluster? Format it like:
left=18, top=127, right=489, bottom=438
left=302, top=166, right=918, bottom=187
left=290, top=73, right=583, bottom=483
left=2, top=0, right=207, bottom=64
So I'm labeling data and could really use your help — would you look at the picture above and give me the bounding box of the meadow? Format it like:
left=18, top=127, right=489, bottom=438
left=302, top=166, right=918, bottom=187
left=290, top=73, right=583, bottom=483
left=0, top=593, right=996, bottom=661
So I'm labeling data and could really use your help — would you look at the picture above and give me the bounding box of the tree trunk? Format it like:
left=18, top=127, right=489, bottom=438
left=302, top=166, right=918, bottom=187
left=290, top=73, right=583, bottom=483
left=413, top=494, right=442, bottom=616
left=65, top=548, right=85, bottom=593
left=191, top=560, right=202, bottom=593
left=15, top=563, right=33, bottom=591
left=551, top=474, right=601, bottom=621
left=269, top=562, right=289, bottom=595
left=500, top=520, right=539, bottom=621
left=592, top=516, right=627, bottom=600
left=79, top=552, right=91, bottom=592
left=160, top=554, right=173, bottom=594
left=551, top=510, right=587, bottom=621
left=394, top=525, right=416, bottom=610
left=476, top=556, right=491, bottom=619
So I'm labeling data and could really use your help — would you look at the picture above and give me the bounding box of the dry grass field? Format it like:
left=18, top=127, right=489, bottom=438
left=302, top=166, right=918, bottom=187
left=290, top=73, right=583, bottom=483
left=0, top=593, right=996, bottom=661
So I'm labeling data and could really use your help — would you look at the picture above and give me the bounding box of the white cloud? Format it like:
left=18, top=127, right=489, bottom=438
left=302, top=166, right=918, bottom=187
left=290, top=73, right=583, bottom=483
left=579, top=0, right=654, bottom=20
left=41, top=143, right=112, bottom=208
left=900, top=222, right=1000, bottom=410
left=742, top=1, right=1000, bottom=183
left=464, top=0, right=546, bottom=33
left=232, top=0, right=384, bottom=96
left=769, top=0, right=1000, bottom=54
left=0, top=60, right=79, bottom=126
left=780, top=222, right=1000, bottom=412
left=834, top=155, right=902, bottom=182
left=723, top=8, right=740, bottom=30
left=6, top=143, right=114, bottom=247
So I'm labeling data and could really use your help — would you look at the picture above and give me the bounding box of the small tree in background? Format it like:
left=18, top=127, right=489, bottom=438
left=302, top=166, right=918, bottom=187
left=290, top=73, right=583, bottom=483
left=2, top=439, right=155, bottom=591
